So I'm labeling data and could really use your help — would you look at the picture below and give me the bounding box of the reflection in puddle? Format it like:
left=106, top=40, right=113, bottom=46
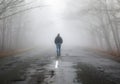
left=55, top=60, right=59, bottom=69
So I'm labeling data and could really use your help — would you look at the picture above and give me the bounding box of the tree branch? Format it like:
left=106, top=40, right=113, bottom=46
left=0, top=5, right=46, bottom=20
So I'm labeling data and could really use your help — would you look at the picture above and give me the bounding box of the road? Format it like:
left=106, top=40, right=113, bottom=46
left=0, top=48, right=120, bottom=84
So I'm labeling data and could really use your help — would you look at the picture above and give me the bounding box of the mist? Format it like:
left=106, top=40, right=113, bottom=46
left=0, top=0, right=120, bottom=56
left=18, top=0, right=92, bottom=48
left=0, top=0, right=120, bottom=84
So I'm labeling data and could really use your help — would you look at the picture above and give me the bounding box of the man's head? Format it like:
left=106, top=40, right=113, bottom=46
left=57, top=33, right=60, bottom=37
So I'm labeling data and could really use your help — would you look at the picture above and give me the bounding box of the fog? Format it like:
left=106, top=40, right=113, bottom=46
left=0, top=0, right=120, bottom=56
left=22, top=0, right=92, bottom=48
left=1, top=1, right=120, bottom=84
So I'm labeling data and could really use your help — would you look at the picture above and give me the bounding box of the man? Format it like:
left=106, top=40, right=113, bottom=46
left=55, top=34, right=63, bottom=56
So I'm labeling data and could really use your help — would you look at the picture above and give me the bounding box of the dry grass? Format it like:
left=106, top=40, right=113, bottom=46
left=86, top=48, right=120, bottom=62
left=0, top=48, right=33, bottom=58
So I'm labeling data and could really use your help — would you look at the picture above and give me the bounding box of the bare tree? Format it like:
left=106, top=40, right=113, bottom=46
left=0, top=0, right=25, bottom=50
left=83, top=0, right=120, bottom=56
left=0, top=0, right=45, bottom=51
left=0, top=0, right=24, bottom=17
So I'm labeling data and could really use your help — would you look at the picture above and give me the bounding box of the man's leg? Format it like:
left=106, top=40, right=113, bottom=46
left=56, top=44, right=59, bottom=56
left=60, top=44, right=61, bottom=56
left=58, top=44, right=61, bottom=56
left=58, top=47, right=60, bottom=56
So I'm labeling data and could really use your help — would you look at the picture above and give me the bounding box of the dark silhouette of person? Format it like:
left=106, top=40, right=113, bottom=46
left=54, top=34, right=63, bottom=56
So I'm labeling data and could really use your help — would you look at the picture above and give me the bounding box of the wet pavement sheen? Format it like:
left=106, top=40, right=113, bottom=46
left=0, top=48, right=120, bottom=84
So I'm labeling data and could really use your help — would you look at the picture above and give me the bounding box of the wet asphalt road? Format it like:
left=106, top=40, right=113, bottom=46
left=0, top=48, right=120, bottom=84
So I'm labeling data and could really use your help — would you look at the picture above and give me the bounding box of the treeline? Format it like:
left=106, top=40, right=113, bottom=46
left=85, top=0, right=120, bottom=56
left=0, top=0, right=41, bottom=51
